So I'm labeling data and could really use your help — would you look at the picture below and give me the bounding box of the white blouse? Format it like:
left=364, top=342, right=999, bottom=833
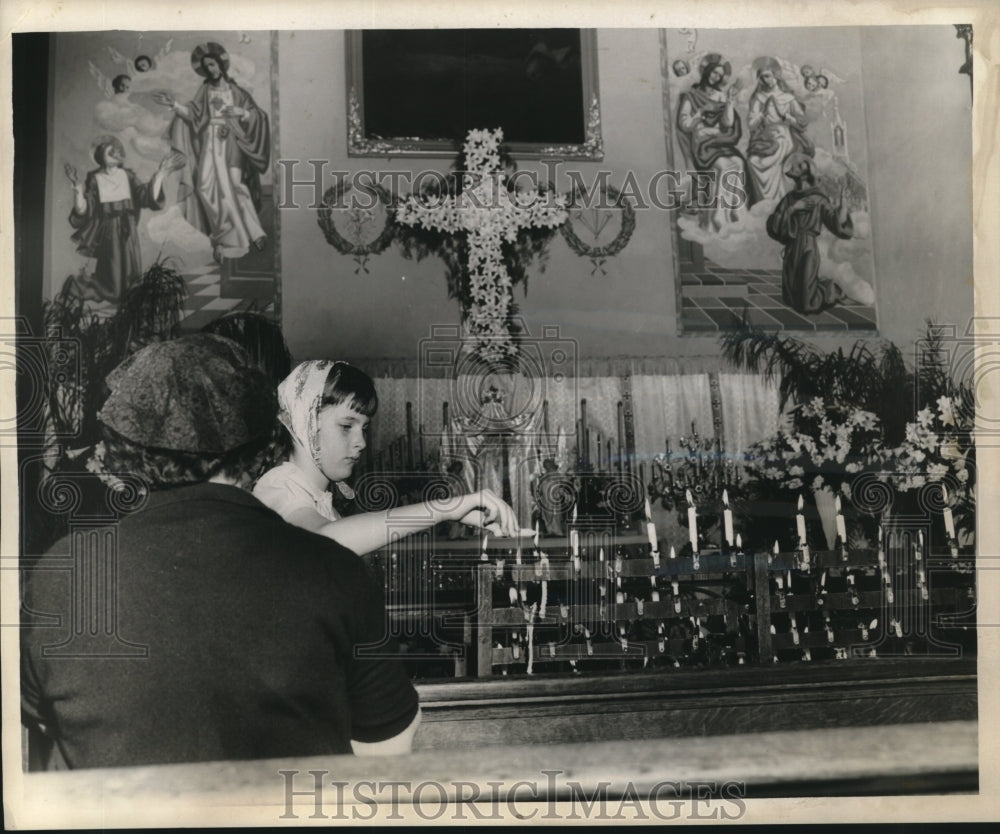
left=253, top=461, right=340, bottom=524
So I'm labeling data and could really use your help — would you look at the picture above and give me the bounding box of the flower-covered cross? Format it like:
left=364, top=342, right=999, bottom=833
left=395, top=128, right=567, bottom=361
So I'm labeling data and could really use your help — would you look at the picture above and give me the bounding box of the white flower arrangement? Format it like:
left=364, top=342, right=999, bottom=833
left=742, top=397, right=884, bottom=496
left=395, top=128, right=567, bottom=360
left=881, top=395, right=973, bottom=493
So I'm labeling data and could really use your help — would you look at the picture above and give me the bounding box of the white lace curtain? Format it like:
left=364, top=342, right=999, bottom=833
left=366, top=370, right=781, bottom=471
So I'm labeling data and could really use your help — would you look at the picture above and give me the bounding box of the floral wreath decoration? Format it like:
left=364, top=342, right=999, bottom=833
left=316, top=180, right=396, bottom=274
left=560, top=182, right=637, bottom=275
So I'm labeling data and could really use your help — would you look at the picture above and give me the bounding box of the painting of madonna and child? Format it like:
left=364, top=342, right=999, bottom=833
left=664, top=28, right=877, bottom=333
left=48, top=31, right=277, bottom=326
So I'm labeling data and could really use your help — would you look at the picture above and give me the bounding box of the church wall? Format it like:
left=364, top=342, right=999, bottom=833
left=277, top=31, right=462, bottom=362
left=277, top=26, right=973, bottom=363
left=277, top=28, right=680, bottom=363
left=30, top=28, right=973, bottom=364
left=859, top=25, right=974, bottom=349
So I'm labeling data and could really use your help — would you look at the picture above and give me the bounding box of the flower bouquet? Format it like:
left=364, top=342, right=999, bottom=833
left=740, top=398, right=885, bottom=550
left=878, top=394, right=975, bottom=544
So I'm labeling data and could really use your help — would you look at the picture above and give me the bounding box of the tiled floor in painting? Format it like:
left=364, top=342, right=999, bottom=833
left=177, top=263, right=275, bottom=332
left=680, top=257, right=877, bottom=333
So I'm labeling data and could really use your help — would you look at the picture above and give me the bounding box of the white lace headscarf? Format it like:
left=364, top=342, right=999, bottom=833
left=276, top=360, right=357, bottom=498
left=277, top=359, right=334, bottom=464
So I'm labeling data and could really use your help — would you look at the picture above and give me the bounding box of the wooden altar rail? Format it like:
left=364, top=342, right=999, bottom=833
left=476, top=545, right=975, bottom=677
left=413, top=658, right=977, bottom=751
left=13, top=721, right=979, bottom=826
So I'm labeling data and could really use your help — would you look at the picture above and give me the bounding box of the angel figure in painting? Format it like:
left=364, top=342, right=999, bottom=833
left=65, top=136, right=183, bottom=303
left=153, top=42, right=270, bottom=263
left=675, top=54, right=757, bottom=231
left=746, top=56, right=814, bottom=203
left=766, top=153, right=853, bottom=315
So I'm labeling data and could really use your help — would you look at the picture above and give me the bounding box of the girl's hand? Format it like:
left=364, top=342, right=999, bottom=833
left=456, top=489, right=520, bottom=538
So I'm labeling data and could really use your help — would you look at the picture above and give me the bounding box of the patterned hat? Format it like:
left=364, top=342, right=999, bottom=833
left=99, top=334, right=276, bottom=453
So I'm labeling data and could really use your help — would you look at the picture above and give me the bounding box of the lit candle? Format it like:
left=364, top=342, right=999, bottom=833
left=796, top=494, right=807, bottom=544
left=644, top=496, right=653, bottom=521
left=877, top=525, right=885, bottom=567
left=736, top=533, right=743, bottom=552
left=722, top=489, right=734, bottom=547
left=942, top=484, right=956, bottom=540
left=539, top=555, right=549, bottom=618
left=515, top=541, right=522, bottom=566
left=526, top=609, right=535, bottom=675
left=669, top=545, right=676, bottom=561
left=481, top=532, right=489, bottom=562
left=533, top=519, right=540, bottom=550
left=771, top=540, right=779, bottom=564
left=570, top=528, right=579, bottom=557
left=835, top=495, right=847, bottom=544
left=686, top=489, right=698, bottom=554
left=646, top=519, right=658, bottom=551
left=650, top=576, right=660, bottom=602
left=572, top=502, right=578, bottom=525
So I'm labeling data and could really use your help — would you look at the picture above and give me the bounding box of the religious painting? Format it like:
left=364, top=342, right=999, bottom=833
left=346, top=29, right=603, bottom=159
left=662, top=28, right=878, bottom=334
left=46, top=31, right=279, bottom=327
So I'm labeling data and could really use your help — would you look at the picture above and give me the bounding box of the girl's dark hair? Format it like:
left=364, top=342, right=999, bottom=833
left=320, top=362, right=378, bottom=417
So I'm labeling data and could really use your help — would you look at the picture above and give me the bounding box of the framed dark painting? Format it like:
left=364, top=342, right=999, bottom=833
left=346, top=29, right=602, bottom=159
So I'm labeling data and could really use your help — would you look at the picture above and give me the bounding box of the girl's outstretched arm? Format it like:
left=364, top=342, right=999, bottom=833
left=285, top=489, right=527, bottom=556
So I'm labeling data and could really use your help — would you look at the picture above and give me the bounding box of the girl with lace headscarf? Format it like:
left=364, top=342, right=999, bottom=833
left=253, top=360, right=526, bottom=555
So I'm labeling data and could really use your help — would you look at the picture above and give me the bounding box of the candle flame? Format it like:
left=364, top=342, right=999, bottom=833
left=685, top=488, right=693, bottom=504
left=722, top=489, right=729, bottom=506
left=797, top=494, right=804, bottom=511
